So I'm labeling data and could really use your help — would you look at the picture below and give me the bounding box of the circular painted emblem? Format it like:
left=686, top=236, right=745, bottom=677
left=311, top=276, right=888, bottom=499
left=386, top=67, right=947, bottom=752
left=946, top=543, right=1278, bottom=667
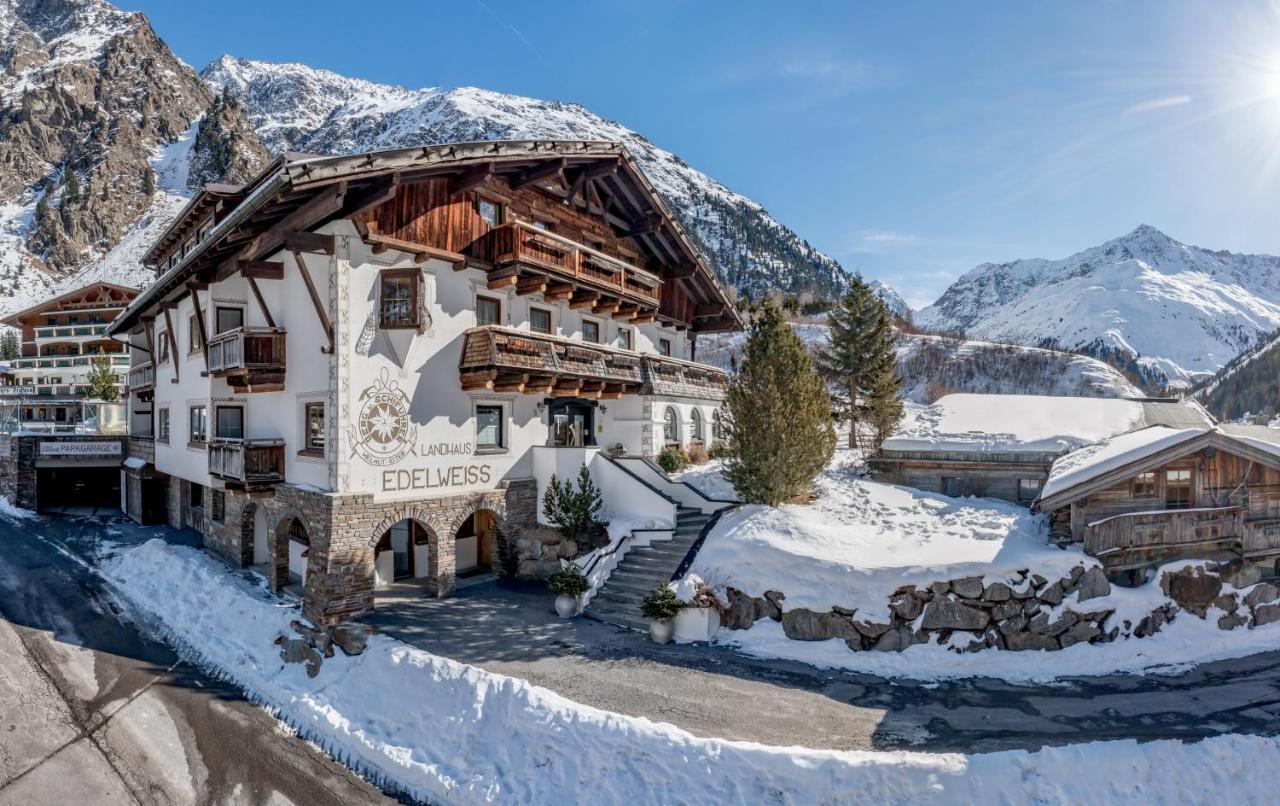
left=351, top=368, right=416, bottom=466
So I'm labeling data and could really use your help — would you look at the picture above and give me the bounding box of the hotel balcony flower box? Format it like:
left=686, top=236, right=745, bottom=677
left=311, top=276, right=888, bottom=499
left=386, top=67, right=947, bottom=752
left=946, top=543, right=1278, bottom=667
left=207, top=327, right=287, bottom=392
left=208, top=438, right=286, bottom=487
left=458, top=325, right=728, bottom=400
left=128, top=361, right=155, bottom=399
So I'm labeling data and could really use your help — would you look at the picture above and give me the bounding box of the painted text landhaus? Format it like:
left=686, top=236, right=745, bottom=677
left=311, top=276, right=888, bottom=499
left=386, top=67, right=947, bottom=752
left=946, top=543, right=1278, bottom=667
left=109, top=140, right=741, bottom=625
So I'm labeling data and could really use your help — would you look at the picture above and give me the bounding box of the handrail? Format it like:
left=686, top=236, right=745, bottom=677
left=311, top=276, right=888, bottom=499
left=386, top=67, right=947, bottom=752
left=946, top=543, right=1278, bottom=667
left=636, top=455, right=740, bottom=505
left=461, top=325, right=729, bottom=378
left=670, top=506, right=734, bottom=583
left=508, top=220, right=662, bottom=287
left=206, top=326, right=285, bottom=346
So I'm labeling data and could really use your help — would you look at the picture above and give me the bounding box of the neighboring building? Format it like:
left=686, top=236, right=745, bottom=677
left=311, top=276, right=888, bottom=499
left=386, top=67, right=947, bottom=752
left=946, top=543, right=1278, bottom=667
left=108, top=140, right=740, bottom=626
left=0, top=282, right=137, bottom=428
left=868, top=394, right=1214, bottom=505
left=1033, top=424, right=1280, bottom=586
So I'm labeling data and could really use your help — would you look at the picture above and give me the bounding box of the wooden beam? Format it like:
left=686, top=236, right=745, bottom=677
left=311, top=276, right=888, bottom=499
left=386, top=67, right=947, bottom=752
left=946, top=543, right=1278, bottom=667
left=141, top=316, right=156, bottom=362
left=665, top=263, right=698, bottom=280
left=247, top=277, right=276, bottom=329
left=631, top=312, right=657, bottom=324
left=516, top=274, right=548, bottom=296
left=569, top=290, right=599, bottom=309
left=217, top=184, right=347, bottom=279
left=461, top=369, right=496, bottom=391
left=526, top=375, right=557, bottom=394
left=494, top=373, right=529, bottom=393
left=362, top=232, right=466, bottom=269
left=291, top=250, right=334, bottom=352
left=619, top=217, right=663, bottom=239
left=543, top=282, right=574, bottom=301
left=340, top=173, right=400, bottom=218
left=694, top=302, right=727, bottom=318
left=284, top=231, right=336, bottom=256
left=592, top=298, right=620, bottom=315
left=238, top=260, right=285, bottom=280
left=509, top=159, right=566, bottom=190
left=187, top=282, right=209, bottom=369
left=449, top=162, right=495, bottom=196
left=486, top=266, right=519, bottom=290
left=161, top=306, right=179, bottom=381
left=612, top=304, right=639, bottom=320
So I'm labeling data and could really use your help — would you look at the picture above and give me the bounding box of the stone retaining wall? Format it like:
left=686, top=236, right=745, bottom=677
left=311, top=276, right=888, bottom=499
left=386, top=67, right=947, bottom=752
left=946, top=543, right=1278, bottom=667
left=720, top=559, right=1280, bottom=654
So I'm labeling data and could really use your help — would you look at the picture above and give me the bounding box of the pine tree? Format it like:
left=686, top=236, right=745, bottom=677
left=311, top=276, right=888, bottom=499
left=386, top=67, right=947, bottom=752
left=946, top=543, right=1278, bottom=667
left=0, top=330, right=17, bottom=361
left=142, top=166, right=155, bottom=196
left=864, top=364, right=904, bottom=451
left=815, top=275, right=902, bottom=449
left=723, top=300, right=835, bottom=506
left=84, top=356, right=119, bottom=402
left=542, top=464, right=605, bottom=548
left=61, top=164, right=79, bottom=205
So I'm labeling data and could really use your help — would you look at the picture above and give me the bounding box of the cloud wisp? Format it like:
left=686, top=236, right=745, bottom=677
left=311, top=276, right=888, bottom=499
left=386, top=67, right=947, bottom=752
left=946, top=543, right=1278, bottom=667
left=1123, top=95, right=1192, bottom=115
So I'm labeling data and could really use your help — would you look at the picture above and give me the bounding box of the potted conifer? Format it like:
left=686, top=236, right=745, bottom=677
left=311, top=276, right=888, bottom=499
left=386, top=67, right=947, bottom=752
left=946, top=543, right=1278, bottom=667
left=547, top=566, right=590, bottom=618
left=640, top=583, right=683, bottom=644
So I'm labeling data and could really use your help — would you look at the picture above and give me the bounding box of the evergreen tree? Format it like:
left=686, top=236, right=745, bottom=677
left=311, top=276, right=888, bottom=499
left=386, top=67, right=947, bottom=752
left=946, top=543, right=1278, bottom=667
left=864, top=365, right=904, bottom=451
left=542, top=464, right=605, bottom=547
left=0, top=330, right=17, bottom=361
left=84, top=356, right=119, bottom=402
left=815, top=275, right=902, bottom=449
left=142, top=166, right=156, bottom=197
left=61, top=164, right=79, bottom=205
left=723, top=301, right=835, bottom=506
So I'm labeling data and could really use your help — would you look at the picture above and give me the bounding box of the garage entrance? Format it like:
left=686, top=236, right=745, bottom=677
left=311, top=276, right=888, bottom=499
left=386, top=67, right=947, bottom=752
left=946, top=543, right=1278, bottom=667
left=37, top=467, right=121, bottom=511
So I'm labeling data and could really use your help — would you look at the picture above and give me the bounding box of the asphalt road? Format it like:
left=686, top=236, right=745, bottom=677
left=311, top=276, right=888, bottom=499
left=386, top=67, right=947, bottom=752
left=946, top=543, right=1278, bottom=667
left=0, top=511, right=398, bottom=806
left=371, top=580, right=1280, bottom=753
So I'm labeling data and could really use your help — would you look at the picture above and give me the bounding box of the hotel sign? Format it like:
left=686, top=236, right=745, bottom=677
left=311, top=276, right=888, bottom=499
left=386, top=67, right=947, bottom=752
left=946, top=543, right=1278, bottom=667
left=38, top=441, right=122, bottom=457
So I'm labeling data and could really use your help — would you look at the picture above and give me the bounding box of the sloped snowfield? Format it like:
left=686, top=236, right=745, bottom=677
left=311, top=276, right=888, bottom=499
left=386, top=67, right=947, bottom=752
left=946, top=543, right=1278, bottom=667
left=101, top=539, right=1280, bottom=804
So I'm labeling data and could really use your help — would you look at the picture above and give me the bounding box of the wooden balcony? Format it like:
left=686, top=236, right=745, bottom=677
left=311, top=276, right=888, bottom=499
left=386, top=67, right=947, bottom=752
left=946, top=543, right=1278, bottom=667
left=1084, top=506, right=1245, bottom=570
left=128, top=435, right=155, bottom=464
left=475, top=222, right=662, bottom=317
left=207, top=327, right=286, bottom=392
left=458, top=326, right=728, bottom=400
left=128, top=361, right=155, bottom=400
left=208, top=438, right=285, bottom=488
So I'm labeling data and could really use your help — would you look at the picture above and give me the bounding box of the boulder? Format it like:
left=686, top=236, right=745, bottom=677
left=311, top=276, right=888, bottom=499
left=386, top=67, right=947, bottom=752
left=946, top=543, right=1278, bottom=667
left=929, top=580, right=951, bottom=598
left=1023, top=599, right=1042, bottom=615
left=951, top=576, right=984, bottom=599
left=331, top=622, right=372, bottom=656
left=1003, top=631, right=1059, bottom=651
left=781, top=609, right=860, bottom=641
left=982, top=582, right=1012, bottom=602
left=1058, top=621, right=1101, bottom=648
left=1212, top=593, right=1239, bottom=614
left=1028, top=610, right=1077, bottom=637
left=831, top=604, right=857, bottom=617
left=997, top=614, right=1028, bottom=636
left=1161, top=566, right=1223, bottom=612
left=1031, top=573, right=1049, bottom=589
left=874, top=624, right=916, bottom=652
left=1061, top=565, right=1085, bottom=593
left=1135, top=608, right=1167, bottom=638
left=277, top=637, right=323, bottom=677
left=889, top=592, right=923, bottom=621
left=852, top=618, right=891, bottom=639
left=762, top=590, right=786, bottom=618
left=1218, top=611, right=1249, bottom=631
left=1253, top=603, right=1280, bottom=627
left=921, top=598, right=990, bottom=631
left=1039, top=581, right=1064, bottom=606
left=1075, top=567, right=1111, bottom=602
left=722, top=589, right=775, bottom=630
left=990, top=600, right=1024, bottom=621
left=1245, top=582, right=1280, bottom=610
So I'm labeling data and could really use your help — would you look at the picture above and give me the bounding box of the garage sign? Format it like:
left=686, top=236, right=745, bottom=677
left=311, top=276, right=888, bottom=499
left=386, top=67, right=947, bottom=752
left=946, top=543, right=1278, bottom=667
left=38, top=441, right=122, bottom=457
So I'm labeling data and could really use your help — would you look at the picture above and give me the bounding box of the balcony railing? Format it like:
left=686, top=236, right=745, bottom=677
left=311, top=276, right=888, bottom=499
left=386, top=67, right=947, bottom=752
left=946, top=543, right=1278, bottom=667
left=458, top=325, right=728, bottom=400
left=33, top=324, right=109, bottom=340
left=11, top=354, right=129, bottom=370
left=478, top=222, right=662, bottom=305
left=1084, top=505, right=1245, bottom=564
left=128, top=435, right=155, bottom=463
left=208, top=438, right=286, bottom=485
left=208, top=324, right=286, bottom=381
left=128, top=362, right=155, bottom=395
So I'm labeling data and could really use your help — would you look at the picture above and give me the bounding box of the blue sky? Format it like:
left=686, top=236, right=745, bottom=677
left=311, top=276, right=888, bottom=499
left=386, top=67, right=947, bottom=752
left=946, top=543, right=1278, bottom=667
left=123, top=1, right=1280, bottom=307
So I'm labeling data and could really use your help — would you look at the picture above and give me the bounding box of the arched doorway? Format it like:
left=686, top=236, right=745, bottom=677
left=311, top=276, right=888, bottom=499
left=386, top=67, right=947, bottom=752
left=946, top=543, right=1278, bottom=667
left=286, top=518, right=309, bottom=584
left=455, top=509, right=498, bottom=578
left=373, top=519, right=434, bottom=589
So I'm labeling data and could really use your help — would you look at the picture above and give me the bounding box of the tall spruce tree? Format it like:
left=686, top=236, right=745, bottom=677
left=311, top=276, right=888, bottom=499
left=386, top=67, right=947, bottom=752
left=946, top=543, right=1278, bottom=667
left=723, top=301, right=835, bottom=506
left=0, top=330, right=18, bottom=361
left=84, top=356, right=119, bottom=402
left=815, top=276, right=902, bottom=449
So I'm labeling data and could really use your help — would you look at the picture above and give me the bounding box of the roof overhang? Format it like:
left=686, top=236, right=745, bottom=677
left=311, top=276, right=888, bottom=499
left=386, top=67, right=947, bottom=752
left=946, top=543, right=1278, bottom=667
left=2, top=282, right=139, bottom=327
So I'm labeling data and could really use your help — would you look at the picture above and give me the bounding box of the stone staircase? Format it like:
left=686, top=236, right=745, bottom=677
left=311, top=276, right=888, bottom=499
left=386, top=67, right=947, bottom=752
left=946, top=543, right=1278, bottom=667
left=585, top=507, right=714, bottom=631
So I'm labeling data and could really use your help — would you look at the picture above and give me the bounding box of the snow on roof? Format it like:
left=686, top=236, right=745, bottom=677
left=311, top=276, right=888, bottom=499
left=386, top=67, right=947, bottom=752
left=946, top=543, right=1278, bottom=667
left=1219, top=424, right=1280, bottom=463
left=882, top=394, right=1148, bottom=454
left=1039, top=426, right=1208, bottom=502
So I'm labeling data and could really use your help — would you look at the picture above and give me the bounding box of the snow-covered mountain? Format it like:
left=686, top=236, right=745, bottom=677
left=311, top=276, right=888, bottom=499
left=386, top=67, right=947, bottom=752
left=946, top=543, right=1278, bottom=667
left=915, top=225, right=1280, bottom=389
left=1192, top=327, right=1280, bottom=421
left=201, top=56, right=853, bottom=299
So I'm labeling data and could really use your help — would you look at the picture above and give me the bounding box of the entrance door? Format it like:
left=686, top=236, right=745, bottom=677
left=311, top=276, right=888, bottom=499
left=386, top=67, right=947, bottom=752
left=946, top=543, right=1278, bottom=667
left=549, top=400, right=595, bottom=446
left=389, top=520, right=412, bottom=579
left=455, top=510, right=496, bottom=576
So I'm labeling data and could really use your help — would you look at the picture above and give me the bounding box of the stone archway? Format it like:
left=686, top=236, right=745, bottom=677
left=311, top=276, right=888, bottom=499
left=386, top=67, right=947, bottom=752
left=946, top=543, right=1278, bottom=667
left=369, top=507, right=448, bottom=597
left=453, top=508, right=500, bottom=578
left=370, top=516, right=438, bottom=592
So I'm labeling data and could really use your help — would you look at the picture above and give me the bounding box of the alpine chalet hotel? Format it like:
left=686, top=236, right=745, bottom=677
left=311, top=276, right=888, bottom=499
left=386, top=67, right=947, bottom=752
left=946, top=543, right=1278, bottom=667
left=111, top=140, right=740, bottom=625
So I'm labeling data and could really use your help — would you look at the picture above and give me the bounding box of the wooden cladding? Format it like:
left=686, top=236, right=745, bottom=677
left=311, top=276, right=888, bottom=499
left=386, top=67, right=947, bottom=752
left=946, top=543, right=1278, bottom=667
left=209, top=438, right=286, bottom=486
left=207, top=327, right=287, bottom=392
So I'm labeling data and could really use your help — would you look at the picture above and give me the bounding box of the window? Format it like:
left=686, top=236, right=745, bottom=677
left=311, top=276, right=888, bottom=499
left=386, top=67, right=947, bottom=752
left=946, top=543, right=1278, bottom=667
left=157, top=332, right=170, bottom=363
left=210, top=490, right=225, bottom=524
left=197, top=222, right=212, bottom=243
left=188, top=314, right=201, bottom=353
left=476, top=296, right=501, bottom=327
left=304, top=402, right=325, bottom=454
left=476, top=404, right=505, bottom=452
left=663, top=406, right=679, bottom=444
left=691, top=408, right=704, bottom=442
left=532, top=219, right=554, bottom=231
left=189, top=482, right=204, bottom=510
left=712, top=409, right=724, bottom=441
left=617, top=327, right=633, bottom=350
left=215, top=405, right=243, bottom=440
left=477, top=196, right=503, bottom=228
left=380, top=269, right=420, bottom=329
left=1132, top=470, right=1157, bottom=498
left=157, top=408, right=170, bottom=442
left=189, top=405, right=207, bottom=444
left=582, top=319, right=601, bottom=343
left=1017, top=478, right=1043, bottom=504
left=529, top=306, right=552, bottom=334
left=941, top=476, right=965, bottom=497
left=1166, top=468, right=1193, bottom=509
left=658, top=337, right=672, bottom=357
left=215, top=306, right=243, bottom=334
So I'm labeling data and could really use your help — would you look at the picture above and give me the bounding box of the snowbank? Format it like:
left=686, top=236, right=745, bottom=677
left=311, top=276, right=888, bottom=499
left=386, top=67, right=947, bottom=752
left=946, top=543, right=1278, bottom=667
left=884, top=393, right=1145, bottom=453
left=101, top=539, right=1280, bottom=803
left=691, top=454, right=1083, bottom=614
left=671, top=459, right=737, bottom=501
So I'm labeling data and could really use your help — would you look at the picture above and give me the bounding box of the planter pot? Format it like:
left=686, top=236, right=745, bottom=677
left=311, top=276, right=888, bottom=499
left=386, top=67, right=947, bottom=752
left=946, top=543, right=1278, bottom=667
left=554, top=593, right=580, bottom=619
left=648, top=618, right=675, bottom=644
left=674, top=606, right=721, bottom=643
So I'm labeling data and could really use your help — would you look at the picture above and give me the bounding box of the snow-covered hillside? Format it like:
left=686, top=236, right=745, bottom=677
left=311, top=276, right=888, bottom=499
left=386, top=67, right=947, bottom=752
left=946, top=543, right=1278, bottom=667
left=915, top=225, right=1280, bottom=389
left=202, top=56, right=852, bottom=298
left=697, top=323, right=1140, bottom=401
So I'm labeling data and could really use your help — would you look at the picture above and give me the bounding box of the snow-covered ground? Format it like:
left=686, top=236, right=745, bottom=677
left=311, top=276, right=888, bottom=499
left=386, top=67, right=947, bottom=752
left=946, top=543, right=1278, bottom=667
left=101, top=537, right=1280, bottom=803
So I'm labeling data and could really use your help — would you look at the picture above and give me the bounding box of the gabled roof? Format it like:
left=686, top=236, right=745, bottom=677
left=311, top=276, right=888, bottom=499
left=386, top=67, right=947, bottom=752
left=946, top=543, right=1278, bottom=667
left=1, top=282, right=139, bottom=327
left=1034, top=425, right=1280, bottom=512
left=112, top=140, right=742, bottom=335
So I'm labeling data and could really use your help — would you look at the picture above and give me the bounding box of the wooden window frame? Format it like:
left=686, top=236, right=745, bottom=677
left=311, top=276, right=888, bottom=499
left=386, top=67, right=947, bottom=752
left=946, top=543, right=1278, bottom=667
left=658, top=337, right=672, bottom=357
left=529, top=305, right=552, bottom=335
left=157, top=407, right=170, bottom=443
left=187, top=313, right=201, bottom=355
left=1017, top=478, right=1043, bottom=503
left=476, top=195, right=504, bottom=229
left=1165, top=468, right=1193, bottom=510
left=475, top=403, right=506, bottom=454
left=300, top=401, right=326, bottom=457
left=188, top=404, right=208, bottom=448
left=214, top=404, right=244, bottom=441
left=380, top=269, right=421, bottom=330
left=1132, top=470, right=1157, bottom=498
left=618, top=326, right=633, bottom=350
left=582, top=317, right=601, bottom=344
left=475, top=295, right=502, bottom=327
left=215, top=305, right=245, bottom=335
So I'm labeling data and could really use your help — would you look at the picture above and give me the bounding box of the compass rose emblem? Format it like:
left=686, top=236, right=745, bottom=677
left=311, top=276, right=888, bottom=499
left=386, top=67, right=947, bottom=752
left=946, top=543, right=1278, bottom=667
left=351, top=368, right=416, bottom=465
